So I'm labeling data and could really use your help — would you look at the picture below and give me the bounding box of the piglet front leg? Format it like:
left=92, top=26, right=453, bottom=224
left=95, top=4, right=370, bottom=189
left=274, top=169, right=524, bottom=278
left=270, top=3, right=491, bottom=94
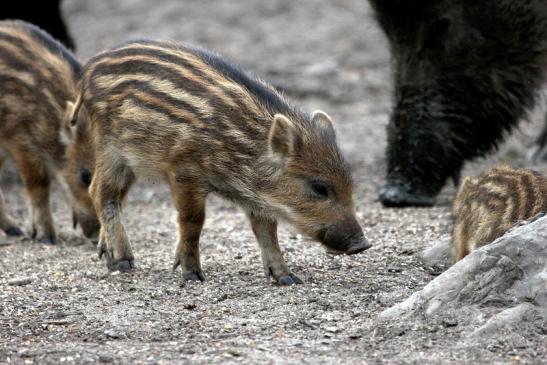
left=170, top=178, right=206, bottom=282
left=248, top=212, right=302, bottom=286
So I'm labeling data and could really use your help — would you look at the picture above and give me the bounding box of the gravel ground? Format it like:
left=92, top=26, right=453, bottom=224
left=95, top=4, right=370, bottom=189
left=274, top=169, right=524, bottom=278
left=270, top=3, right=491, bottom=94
left=1, top=1, right=546, bottom=364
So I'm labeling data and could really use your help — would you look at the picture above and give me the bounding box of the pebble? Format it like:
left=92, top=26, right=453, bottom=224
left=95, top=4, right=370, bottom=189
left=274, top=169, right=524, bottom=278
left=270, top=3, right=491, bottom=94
left=8, top=277, right=33, bottom=286
left=104, top=329, right=121, bottom=339
left=98, top=353, right=114, bottom=363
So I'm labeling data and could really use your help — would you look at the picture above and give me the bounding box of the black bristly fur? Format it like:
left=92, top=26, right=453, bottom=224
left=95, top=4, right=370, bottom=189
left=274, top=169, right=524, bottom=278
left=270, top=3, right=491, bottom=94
left=369, top=0, right=547, bottom=206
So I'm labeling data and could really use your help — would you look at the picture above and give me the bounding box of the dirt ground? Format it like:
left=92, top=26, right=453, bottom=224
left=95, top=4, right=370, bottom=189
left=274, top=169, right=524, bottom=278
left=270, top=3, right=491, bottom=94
left=1, top=1, right=546, bottom=364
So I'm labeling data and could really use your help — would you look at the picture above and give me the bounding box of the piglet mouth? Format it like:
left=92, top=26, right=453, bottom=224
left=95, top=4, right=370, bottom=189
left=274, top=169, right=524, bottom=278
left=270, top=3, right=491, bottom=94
left=324, top=233, right=372, bottom=255
left=73, top=211, right=101, bottom=241
left=345, top=234, right=372, bottom=255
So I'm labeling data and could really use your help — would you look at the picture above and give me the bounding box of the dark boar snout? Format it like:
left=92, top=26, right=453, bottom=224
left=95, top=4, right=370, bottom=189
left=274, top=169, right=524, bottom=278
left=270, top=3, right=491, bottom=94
left=73, top=209, right=100, bottom=241
left=321, top=218, right=371, bottom=255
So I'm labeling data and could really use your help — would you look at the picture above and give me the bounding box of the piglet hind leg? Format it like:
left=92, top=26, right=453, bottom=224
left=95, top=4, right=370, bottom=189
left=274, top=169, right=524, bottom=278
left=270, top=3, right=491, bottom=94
left=248, top=212, right=303, bottom=286
left=0, top=157, right=23, bottom=237
left=169, top=178, right=206, bottom=282
left=91, top=157, right=136, bottom=272
left=11, top=150, right=56, bottom=243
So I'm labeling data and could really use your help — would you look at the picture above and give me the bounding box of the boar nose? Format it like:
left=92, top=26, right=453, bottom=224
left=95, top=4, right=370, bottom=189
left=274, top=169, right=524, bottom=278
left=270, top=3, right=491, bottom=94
left=321, top=219, right=371, bottom=254
left=80, top=218, right=100, bottom=241
left=379, top=180, right=435, bottom=207
left=345, top=233, right=372, bottom=255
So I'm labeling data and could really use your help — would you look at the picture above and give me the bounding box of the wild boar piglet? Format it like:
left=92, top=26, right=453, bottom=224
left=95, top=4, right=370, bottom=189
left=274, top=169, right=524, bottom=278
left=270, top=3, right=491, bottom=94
left=73, top=40, right=371, bottom=284
left=0, top=20, right=99, bottom=243
left=452, top=165, right=547, bottom=261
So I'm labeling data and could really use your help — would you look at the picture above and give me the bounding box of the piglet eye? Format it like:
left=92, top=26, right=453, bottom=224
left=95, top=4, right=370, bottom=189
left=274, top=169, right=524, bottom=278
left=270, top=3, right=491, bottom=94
left=310, top=181, right=329, bottom=198
left=80, top=169, right=92, bottom=186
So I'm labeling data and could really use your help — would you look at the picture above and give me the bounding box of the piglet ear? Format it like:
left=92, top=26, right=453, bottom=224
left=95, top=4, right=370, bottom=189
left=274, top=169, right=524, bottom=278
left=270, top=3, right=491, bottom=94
left=312, top=110, right=336, bottom=138
left=64, top=101, right=76, bottom=128
left=269, top=114, right=298, bottom=157
left=60, top=101, right=77, bottom=144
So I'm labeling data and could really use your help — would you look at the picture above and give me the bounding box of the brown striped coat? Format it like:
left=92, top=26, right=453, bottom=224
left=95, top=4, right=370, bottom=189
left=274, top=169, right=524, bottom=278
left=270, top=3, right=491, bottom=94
left=72, top=40, right=371, bottom=284
left=451, top=165, right=547, bottom=261
left=0, top=20, right=99, bottom=243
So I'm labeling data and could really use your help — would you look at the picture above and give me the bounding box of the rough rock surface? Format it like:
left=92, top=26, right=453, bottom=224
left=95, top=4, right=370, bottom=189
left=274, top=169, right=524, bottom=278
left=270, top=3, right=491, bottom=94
left=418, top=234, right=451, bottom=271
left=383, top=216, right=547, bottom=345
left=383, top=215, right=547, bottom=317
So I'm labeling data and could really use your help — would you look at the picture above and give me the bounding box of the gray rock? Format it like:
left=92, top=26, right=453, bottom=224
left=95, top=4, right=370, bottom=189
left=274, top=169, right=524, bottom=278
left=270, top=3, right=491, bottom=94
left=380, top=215, right=547, bottom=333
left=470, top=303, right=540, bottom=337
left=418, top=234, right=451, bottom=267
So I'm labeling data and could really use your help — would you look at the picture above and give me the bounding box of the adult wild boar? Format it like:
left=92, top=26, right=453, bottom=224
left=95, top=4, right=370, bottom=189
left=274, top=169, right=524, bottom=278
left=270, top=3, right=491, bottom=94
left=368, top=0, right=547, bottom=206
left=1, top=0, right=75, bottom=50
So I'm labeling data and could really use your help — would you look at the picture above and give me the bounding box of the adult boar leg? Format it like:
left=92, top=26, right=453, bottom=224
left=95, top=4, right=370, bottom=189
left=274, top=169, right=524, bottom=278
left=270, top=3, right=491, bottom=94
left=11, top=150, right=55, bottom=243
left=91, top=155, right=136, bottom=272
left=170, top=179, right=206, bottom=282
left=247, top=212, right=302, bottom=286
left=0, top=156, right=23, bottom=236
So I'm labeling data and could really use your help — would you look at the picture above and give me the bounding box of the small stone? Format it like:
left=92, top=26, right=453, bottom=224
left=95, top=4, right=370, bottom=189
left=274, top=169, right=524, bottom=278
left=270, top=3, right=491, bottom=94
left=8, top=277, right=32, bottom=286
left=442, top=318, right=458, bottom=328
left=98, top=353, right=114, bottom=363
left=104, top=329, right=121, bottom=339
left=226, top=350, right=242, bottom=357
left=324, top=326, right=341, bottom=333
left=216, top=294, right=228, bottom=302
left=224, top=323, right=235, bottom=331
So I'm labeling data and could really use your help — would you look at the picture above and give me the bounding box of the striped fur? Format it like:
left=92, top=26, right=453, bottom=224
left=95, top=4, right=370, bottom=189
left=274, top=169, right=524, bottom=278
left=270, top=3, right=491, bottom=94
left=451, top=165, right=547, bottom=261
left=0, top=20, right=99, bottom=243
left=74, top=40, right=370, bottom=284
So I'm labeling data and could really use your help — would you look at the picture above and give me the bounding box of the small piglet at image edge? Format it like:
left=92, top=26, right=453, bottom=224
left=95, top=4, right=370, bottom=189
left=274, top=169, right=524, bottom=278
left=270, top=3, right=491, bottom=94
left=0, top=20, right=99, bottom=244
left=451, top=165, right=547, bottom=262
left=71, top=40, right=371, bottom=285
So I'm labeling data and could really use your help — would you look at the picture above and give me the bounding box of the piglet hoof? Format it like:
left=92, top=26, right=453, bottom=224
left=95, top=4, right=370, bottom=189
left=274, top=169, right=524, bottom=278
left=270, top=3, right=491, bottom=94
left=276, top=273, right=303, bottom=286
left=182, top=270, right=206, bottom=282
left=110, top=259, right=134, bottom=273
left=173, top=258, right=205, bottom=282
left=100, top=246, right=135, bottom=272
left=4, top=226, right=23, bottom=237
left=30, top=224, right=56, bottom=244
left=37, top=236, right=57, bottom=245
left=98, top=243, right=107, bottom=259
